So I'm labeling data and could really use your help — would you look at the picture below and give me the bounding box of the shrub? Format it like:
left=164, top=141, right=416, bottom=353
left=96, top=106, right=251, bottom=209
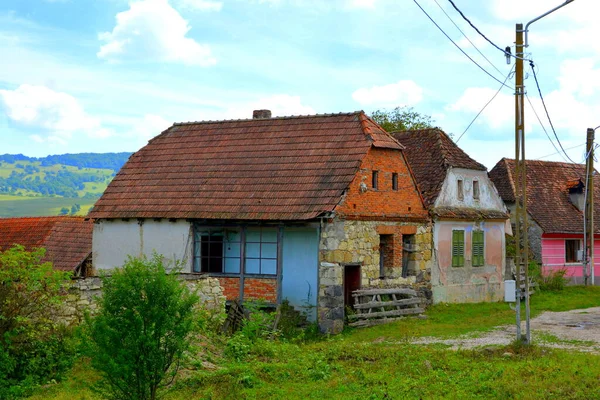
left=84, top=254, right=198, bottom=400
left=0, top=245, right=74, bottom=399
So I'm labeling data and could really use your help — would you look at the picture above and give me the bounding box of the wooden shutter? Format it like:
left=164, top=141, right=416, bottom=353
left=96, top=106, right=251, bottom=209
left=452, top=230, right=464, bottom=267
left=472, top=230, right=484, bottom=267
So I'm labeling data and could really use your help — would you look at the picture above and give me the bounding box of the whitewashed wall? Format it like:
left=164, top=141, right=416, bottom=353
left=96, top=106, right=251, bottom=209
left=435, top=168, right=506, bottom=211
left=92, top=219, right=193, bottom=271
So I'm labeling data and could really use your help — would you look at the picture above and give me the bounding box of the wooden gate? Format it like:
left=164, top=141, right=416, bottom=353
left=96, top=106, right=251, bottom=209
left=348, top=288, right=424, bottom=328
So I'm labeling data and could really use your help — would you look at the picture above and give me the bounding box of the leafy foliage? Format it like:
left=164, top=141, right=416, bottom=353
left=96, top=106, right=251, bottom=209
left=0, top=245, right=74, bottom=398
left=370, top=106, right=435, bottom=133
left=0, top=152, right=132, bottom=170
left=84, top=255, right=198, bottom=400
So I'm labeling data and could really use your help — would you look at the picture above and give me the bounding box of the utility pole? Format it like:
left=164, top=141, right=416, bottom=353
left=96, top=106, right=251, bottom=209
left=513, top=0, right=576, bottom=344
left=514, top=22, right=525, bottom=342
left=585, top=128, right=594, bottom=285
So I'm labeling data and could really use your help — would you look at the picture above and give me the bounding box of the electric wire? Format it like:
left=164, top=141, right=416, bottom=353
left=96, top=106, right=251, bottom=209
left=529, top=60, right=577, bottom=164
left=446, top=0, right=531, bottom=62
left=455, top=66, right=514, bottom=143
left=432, top=0, right=505, bottom=77
left=525, top=93, right=569, bottom=163
left=412, top=0, right=513, bottom=90
left=536, top=143, right=585, bottom=160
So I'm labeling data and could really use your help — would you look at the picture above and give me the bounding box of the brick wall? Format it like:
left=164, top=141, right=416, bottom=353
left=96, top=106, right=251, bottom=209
left=243, top=277, right=277, bottom=303
left=216, top=277, right=241, bottom=300
left=336, top=147, right=428, bottom=220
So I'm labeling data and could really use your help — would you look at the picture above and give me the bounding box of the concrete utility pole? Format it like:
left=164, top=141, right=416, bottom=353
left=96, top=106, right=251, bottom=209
left=514, top=0, right=576, bottom=344
left=585, top=128, right=594, bottom=285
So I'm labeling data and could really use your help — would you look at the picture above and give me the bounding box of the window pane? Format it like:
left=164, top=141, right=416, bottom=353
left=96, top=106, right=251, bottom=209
left=261, top=259, right=277, bottom=275
left=225, top=229, right=241, bottom=242
left=246, top=243, right=260, bottom=258
left=261, top=228, right=278, bottom=242
left=224, top=257, right=241, bottom=273
left=246, top=228, right=261, bottom=242
left=224, top=242, right=241, bottom=258
left=245, top=258, right=260, bottom=274
left=262, top=243, right=278, bottom=258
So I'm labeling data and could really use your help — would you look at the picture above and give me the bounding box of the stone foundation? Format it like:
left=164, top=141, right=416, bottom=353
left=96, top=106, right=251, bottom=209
left=317, top=218, right=433, bottom=333
left=58, top=274, right=226, bottom=325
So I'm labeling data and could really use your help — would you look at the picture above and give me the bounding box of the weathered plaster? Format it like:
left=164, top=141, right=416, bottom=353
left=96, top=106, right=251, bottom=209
left=92, top=219, right=193, bottom=271
left=432, top=220, right=505, bottom=303
left=435, top=168, right=507, bottom=211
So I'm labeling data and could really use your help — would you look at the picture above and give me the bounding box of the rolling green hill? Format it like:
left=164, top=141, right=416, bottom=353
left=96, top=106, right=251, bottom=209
left=0, top=152, right=132, bottom=217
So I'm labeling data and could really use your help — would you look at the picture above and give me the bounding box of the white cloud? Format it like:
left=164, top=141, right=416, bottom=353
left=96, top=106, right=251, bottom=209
left=98, top=0, right=216, bottom=66
left=346, top=0, right=376, bottom=9
left=352, top=80, right=423, bottom=107
left=0, top=84, right=111, bottom=142
left=176, top=0, right=223, bottom=11
left=223, top=94, right=316, bottom=119
left=448, top=87, right=513, bottom=130
left=133, top=114, right=172, bottom=140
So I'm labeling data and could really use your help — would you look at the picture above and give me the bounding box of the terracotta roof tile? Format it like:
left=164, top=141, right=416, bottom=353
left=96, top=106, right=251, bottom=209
left=90, top=111, right=404, bottom=220
left=489, top=158, right=600, bottom=234
left=392, top=128, right=486, bottom=207
left=0, top=217, right=92, bottom=271
left=431, top=207, right=508, bottom=220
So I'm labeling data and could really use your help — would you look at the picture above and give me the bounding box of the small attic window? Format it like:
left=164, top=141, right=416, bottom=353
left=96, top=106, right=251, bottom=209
left=457, top=179, right=464, bottom=201
left=473, top=180, right=480, bottom=200
left=372, top=171, right=379, bottom=190
left=392, top=173, right=398, bottom=191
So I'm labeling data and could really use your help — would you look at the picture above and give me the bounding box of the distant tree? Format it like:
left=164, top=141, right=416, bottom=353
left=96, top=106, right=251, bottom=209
left=371, top=106, right=435, bottom=132
left=59, top=207, right=69, bottom=215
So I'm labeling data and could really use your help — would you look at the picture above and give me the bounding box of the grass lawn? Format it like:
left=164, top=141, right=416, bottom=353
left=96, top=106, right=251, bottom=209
left=29, top=287, right=600, bottom=400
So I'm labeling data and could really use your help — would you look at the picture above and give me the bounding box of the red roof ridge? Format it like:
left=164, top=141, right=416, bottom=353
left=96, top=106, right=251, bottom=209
left=172, top=111, right=364, bottom=127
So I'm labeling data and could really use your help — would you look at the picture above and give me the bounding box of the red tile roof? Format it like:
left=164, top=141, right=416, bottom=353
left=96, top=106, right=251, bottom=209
left=489, top=158, right=600, bottom=234
left=392, top=128, right=486, bottom=207
left=0, top=217, right=92, bottom=271
left=89, top=111, right=406, bottom=220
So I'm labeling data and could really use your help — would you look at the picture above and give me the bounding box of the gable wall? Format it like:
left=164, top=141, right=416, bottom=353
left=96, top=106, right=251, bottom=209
left=435, top=168, right=506, bottom=210
left=336, top=147, right=428, bottom=220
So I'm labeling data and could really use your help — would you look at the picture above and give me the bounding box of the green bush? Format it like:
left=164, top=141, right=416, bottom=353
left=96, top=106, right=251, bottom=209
left=83, top=254, right=198, bottom=400
left=530, top=262, right=569, bottom=291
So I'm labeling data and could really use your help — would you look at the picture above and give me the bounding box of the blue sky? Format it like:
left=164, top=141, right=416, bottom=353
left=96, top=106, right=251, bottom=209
left=1, top=0, right=599, bottom=169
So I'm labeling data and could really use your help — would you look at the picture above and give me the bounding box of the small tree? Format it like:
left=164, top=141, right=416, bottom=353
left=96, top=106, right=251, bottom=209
left=371, top=106, right=435, bottom=132
left=0, top=245, right=73, bottom=397
left=85, top=255, right=198, bottom=400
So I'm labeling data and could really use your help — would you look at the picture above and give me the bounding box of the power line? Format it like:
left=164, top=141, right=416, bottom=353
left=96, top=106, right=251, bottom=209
left=525, top=93, right=569, bottom=163
left=432, top=0, right=505, bottom=77
left=536, top=143, right=585, bottom=160
left=529, top=60, right=578, bottom=164
left=412, top=0, right=513, bottom=90
left=456, top=66, right=514, bottom=143
left=446, top=0, right=530, bottom=62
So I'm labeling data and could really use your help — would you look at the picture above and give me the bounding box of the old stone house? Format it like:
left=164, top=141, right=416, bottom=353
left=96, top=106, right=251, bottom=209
left=392, top=129, right=509, bottom=303
left=0, top=216, right=93, bottom=276
left=89, top=110, right=432, bottom=333
left=490, top=158, right=600, bottom=284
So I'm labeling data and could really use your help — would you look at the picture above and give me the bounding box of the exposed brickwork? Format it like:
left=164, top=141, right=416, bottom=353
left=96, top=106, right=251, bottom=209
left=244, top=278, right=277, bottom=303
left=336, top=148, right=428, bottom=221
left=217, top=277, right=240, bottom=300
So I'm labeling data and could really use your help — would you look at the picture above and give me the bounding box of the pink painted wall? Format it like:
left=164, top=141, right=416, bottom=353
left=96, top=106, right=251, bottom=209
left=541, top=237, right=600, bottom=283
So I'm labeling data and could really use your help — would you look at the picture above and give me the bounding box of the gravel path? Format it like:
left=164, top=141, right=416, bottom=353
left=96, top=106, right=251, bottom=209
left=410, top=307, right=600, bottom=352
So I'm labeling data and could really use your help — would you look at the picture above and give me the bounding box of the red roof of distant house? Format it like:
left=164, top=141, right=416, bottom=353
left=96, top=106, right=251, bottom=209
left=392, top=128, right=487, bottom=208
left=489, top=158, right=600, bottom=234
left=89, top=111, right=405, bottom=220
left=0, top=217, right=92, bottom=271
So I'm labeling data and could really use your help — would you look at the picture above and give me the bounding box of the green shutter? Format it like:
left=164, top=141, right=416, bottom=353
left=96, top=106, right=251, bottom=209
left=472, top=230, right=484, bottom=267
left=452, top=230, right=465, bottom=267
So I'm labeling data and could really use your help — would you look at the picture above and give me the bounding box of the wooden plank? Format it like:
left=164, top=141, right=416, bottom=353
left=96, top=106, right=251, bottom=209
left=348, top=307, right=424, bottom=320
left=353, top=297, right=422, bottom=310
left=352, top=288, right=417, bottom=297
left=349, top=316, right=409, bottom=328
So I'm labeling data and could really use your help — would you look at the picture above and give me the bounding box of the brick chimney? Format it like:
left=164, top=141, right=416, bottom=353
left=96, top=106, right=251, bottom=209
left=253, top=109, right=272, bottom=119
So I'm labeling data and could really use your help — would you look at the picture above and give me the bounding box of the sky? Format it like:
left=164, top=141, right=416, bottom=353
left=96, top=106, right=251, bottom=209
left=1, top=0, right=599, bottom=169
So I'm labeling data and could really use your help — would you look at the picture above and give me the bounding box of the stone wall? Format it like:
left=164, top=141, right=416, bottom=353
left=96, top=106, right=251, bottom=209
left=58, top=274, right=226, bottom=324
left=317, top=218, right=432, bottom=333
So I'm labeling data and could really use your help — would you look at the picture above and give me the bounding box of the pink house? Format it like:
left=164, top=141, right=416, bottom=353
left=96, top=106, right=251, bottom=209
left=490, top=158, right=600, bottom=284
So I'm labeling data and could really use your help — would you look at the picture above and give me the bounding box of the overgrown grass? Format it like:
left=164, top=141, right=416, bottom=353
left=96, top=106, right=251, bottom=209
left=29, top=286, right=600, bottom=400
